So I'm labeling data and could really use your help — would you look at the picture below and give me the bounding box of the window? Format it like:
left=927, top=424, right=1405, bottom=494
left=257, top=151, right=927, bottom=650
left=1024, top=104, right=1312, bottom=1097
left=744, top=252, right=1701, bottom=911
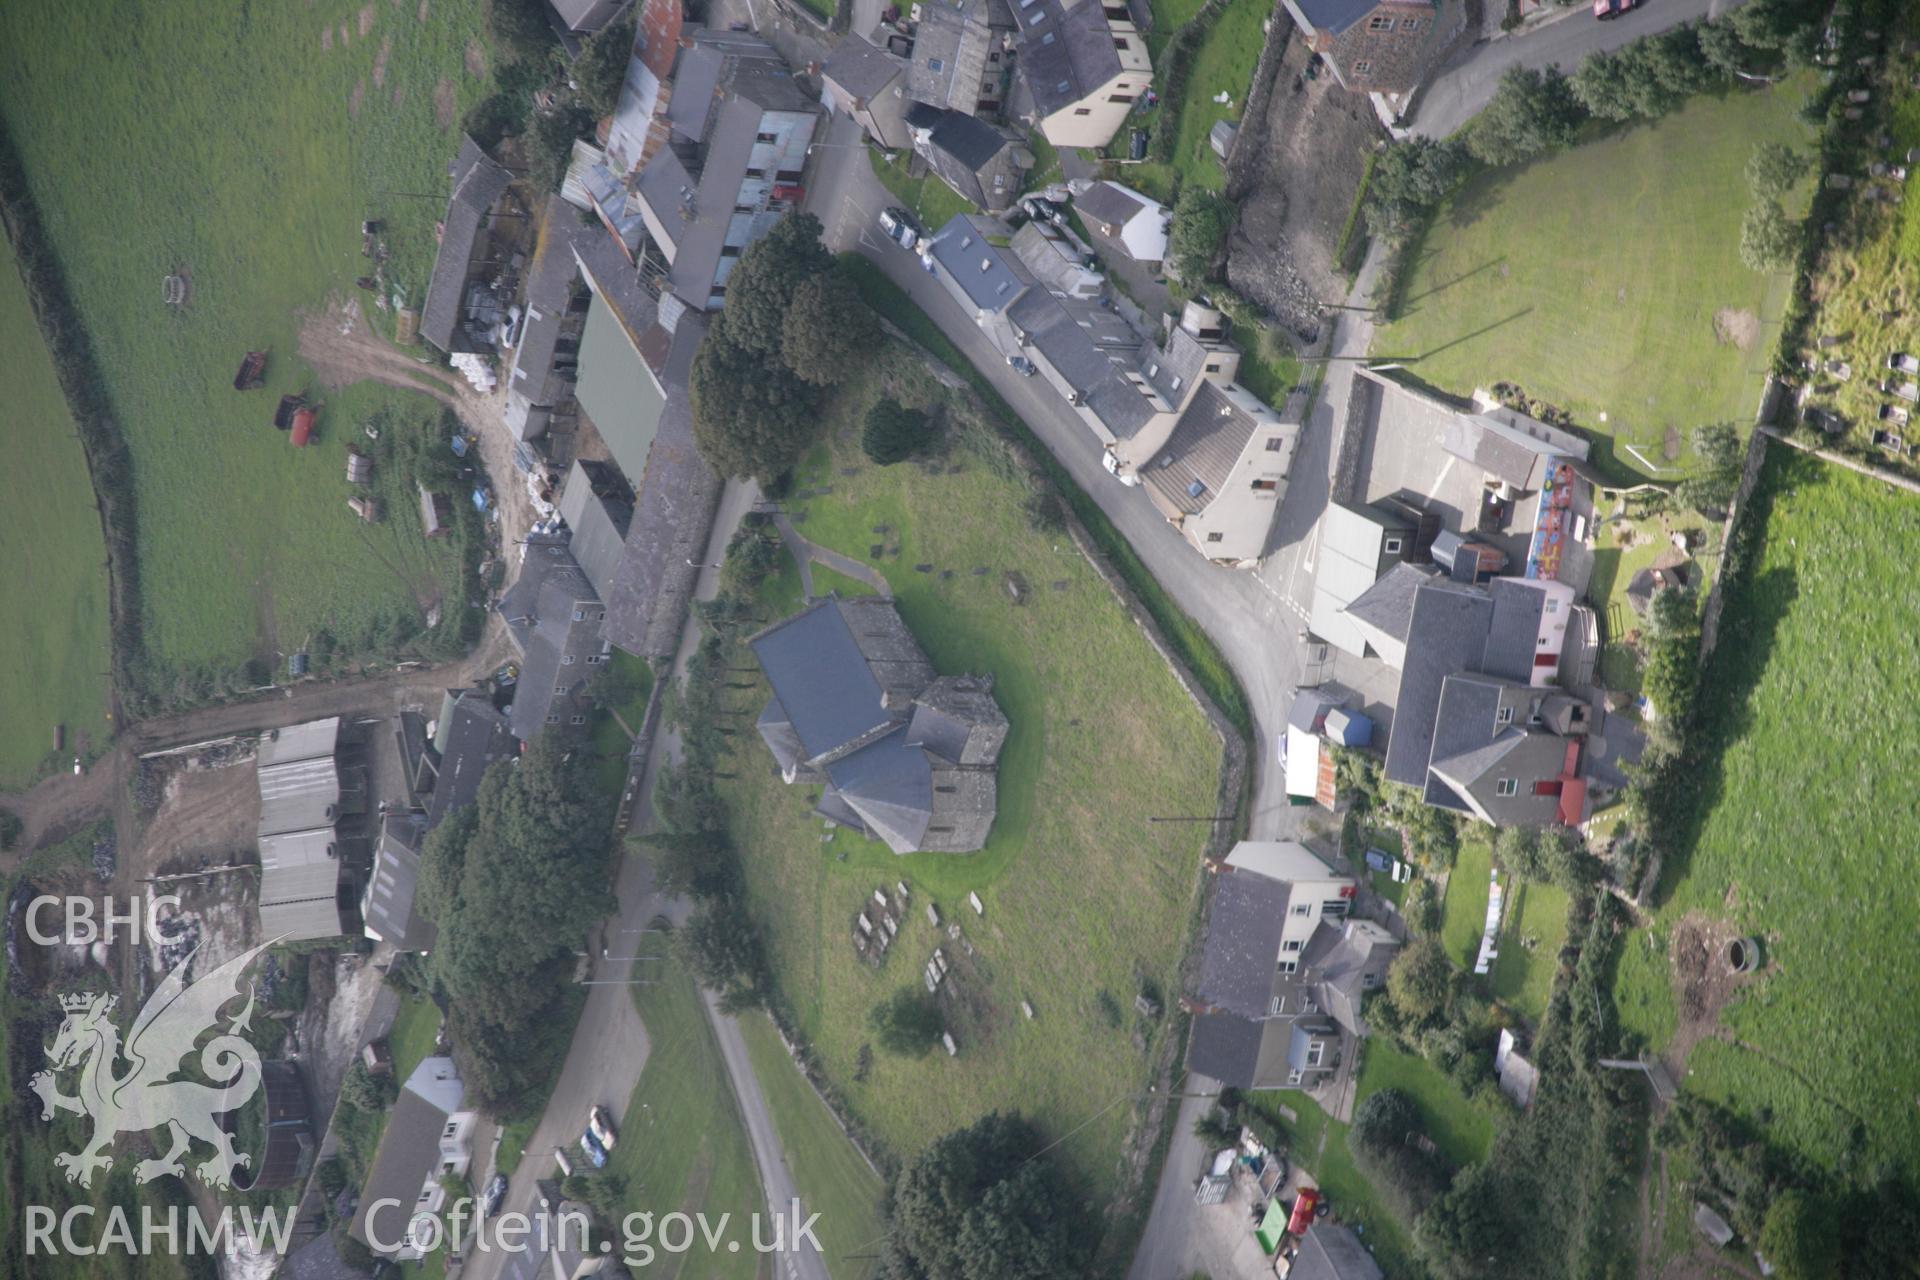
left=586, top=654, right=604, bottom=665
left=1306, top=1039, right=1326, bottom=1067
left=1171, top=375, right=1184, bottom=391
left=1206, top=531, right=1224, bottom=543
left=756, top=130, right=778, bottom=143
left=1495, top=778, right=1520, bottom=797
left=1383, top=536, right=1403, bottom=554
left=1279, top=958, right=1298, bottom=976
left=1206, top=361, right=1222, bottom=372
left=935, top=784, right=958, bottom=793
left=570, top=714, right=588, bottom=725
left=1269, top=996, right=1284, bottom=1015
left=572, top=609, right=585, bottom=621
left=1291, top=903, right=1310, bottom=916
left=1362, top=971, right=1380, bottom=989
left=1283, top=939, right=1303, bottom=953
left=1107, top=93, right=1136, bottom=104
left=1073, top=107, right=1092, bottom=116
left=1402, top=16, right=1423, bottom=30
left=1368, top=13, right=1393, bottom=29
left=1112, top=36, right=1130, bottom=50
left=927, top=57, right=944, bottom=70
left=1265, top=437, right=1284, bottom=452
left=721, top=245, right=742, bottom=258
left=928, top=825, right=954, bottom=834
left=1353, top=59, right=1373, bottom=75
left=1042, top=31, right=1056, bottom=43
left=562, top=654, right=576, bottom=665
left=554, top=684, right=568, bottom=695
left=1252, top=479, right=1278, bottom=492
left=1496, top=704, right=1514, bottom=726
left=1546, top=598, right=1560, bottom=614
left=546, top=714, right=561, bottom=725
left=1321, top=898, right=1349, bottom=918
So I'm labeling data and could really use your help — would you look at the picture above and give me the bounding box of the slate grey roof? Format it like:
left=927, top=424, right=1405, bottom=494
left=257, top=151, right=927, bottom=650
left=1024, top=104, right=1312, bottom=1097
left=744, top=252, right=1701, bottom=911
left=635, top=147, right=697, bottom=253
left=1010, top=220, right=1101, bottom=296
left=906, top=675, right=1008, bottom=765
left=1483, top=578, right=1546, bottom=682
left=1187, top=1011, right=1269, bottom=1086
left=908, top=101, right=1010, bottom=168
left=750, top=599, right=933, bottom=762
left=756, top=696, right=809, bottom=777
left=1140, top=381, right=1264, bottom=516
left=1292, top=1222, right=1385, bottom=1280
left=1343, top=561, right=1437, bottom=645
left=363, top=815, right=436, bottom=952
left=1441, top=409, right=1588, bottom=490
left=824, top=34, right=905, bottom=99
left=349, top=1059, right=464, bottom=1254
left=423, top=136, right=516, bottom=352
left=907, top=103, right=1018, bottom=209
left=558, top=459, right=636, bottom=605
left=1194, top=867, right=1292, bottom=1019
left=906, top=0, right=1001, bottom=113
left=1013, top=0, right=1125, bottom=115
left=1383, top=580, right=1495, bottom=789
left=600, top=312, right=722, bottom=658
left=927, top=214, right=1033, bottom=312
left=826, top=727, right=933, bottom=851
left=1142, top=324, right=1212, bottom=405
left=1007, top=288, right=1153, bottom=436
left=507, top=205, right=584, bottom=410
left=421, top=689, right=514, bottom=829
left=500, top=536, right=601, bottom=741
left=1076, top=180, right=1147, bottom=230
left=668, top=45, right=728, bottom=141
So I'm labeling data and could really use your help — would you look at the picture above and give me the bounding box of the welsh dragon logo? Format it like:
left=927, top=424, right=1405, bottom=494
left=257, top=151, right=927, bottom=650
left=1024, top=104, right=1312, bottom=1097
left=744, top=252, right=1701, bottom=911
left=30, top=940, right=274, bottom=1190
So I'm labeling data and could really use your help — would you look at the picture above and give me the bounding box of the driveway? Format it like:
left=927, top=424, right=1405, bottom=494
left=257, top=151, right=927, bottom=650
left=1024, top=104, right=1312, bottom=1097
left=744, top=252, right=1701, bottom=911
left=1410, top=0, right=1747, bottom=138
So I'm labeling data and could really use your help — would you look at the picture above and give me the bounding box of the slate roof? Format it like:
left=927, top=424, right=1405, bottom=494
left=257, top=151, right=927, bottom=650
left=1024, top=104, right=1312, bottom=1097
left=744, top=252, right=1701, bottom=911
left=506, top=214, right=582, bottom=411
left=600, top=312, right=722, bottom=658
left=825, top=728, right=933, bottom=851
left=669, top=45, right=728, bottom=141
left=907, top=101, right=1010, bottom=168
left=1010, top=220, right=1102, bottom=297
left=926, top=214, right=1034, bottom=312
left=421, top=689, right=514, bottom=829
left=1140, top=381, right=1266, bottom=515
left=750, top=599, right=933, bottom=762
left=635, top=147, right=697, bottom=254
left=1188, top=1012, right=1269, bottom=1086
left=350, top=1058, right=464, bottom=1255
left=576, top=292, right=668, bottom=485
left=1292, top=1222, right=1385, bottom=1280
left=1007, top=288, right=1153, bottom=436
left=1076, top=180, right=1148, bottom=229
left=906, top=0, right=1000, bottom=112
left=362, top=814, right=436, bottom=952
left=1142, top=324, right=1213, bottom=405
left=824, top=34, right=905, bottom=99
left=1194, top=867, right=1292, bottom=1019
left=1343, top=561, right=1438, bottom=647
left=1382, top=580, right=1495, bottom=789
left=500, top=536, right=600, bottom=741
left=558, top=459, right=636, bottom=605
left=1483, top=577, right=1546, bottom=681
left=422, top=136, right=516, bottom=352
left=1441, top=408, right=1589, bottom=490
left=1013, top=0, right=1125, bottom=116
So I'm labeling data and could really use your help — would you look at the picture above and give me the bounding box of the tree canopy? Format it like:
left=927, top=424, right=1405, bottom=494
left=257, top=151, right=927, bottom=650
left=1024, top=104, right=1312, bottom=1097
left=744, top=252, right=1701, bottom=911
left=689, top=311, right=822, bottom=482
left=573, top=17, right=636, bottom=119
left=782, top=272, right=880, bottom=386
left=861, top=398, right=932, bottom=465
left=1366, top=138, right=1467, bottom=238
left=1387, top=936, right=1454, bottom=1024
left=1494, top=826, right=1594, bottom=892
left=723, top=213, right=837, bottom=357
left=879, top=1112, right=1084, bottom=1280
left=1465, top=67, right=1583, bottom=167
left=869, top=986, right=945, bottom=1057
left=421, top=734, right=613, bottom=1107
left=1168, top=187, right=1235, bottom=283
left=1677, top=422, right=1745, bottom=516
left=1746, top=141, right=1809, bottom=201
left=1739, top=198, right=1800, bottom=272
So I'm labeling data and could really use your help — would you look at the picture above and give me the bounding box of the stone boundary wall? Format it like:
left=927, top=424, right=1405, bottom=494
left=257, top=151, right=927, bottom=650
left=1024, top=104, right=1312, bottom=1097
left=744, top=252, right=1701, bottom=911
left=1224, top=4, right=1293, bottom=202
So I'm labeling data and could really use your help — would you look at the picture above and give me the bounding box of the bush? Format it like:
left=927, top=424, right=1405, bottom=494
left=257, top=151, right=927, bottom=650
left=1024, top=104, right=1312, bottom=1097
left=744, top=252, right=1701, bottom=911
left=485, top=0, right=556, bottom=63
left=1493, top=826, right=1595, bottom=892
left=527, top=104, right=593, bottom=193
left=1739, top=199, right=1799, bottom=272
left=860, top=398, right=932, bottom=465
left=868, top=986, right=945, bottom=1057
left=1676, top=421, right=1744, bottom=516
left=1168, top=187, right=1236, bottom=283
left=1365, top=138, right=1468, bottom=240
left=1349, top=1088, right=1454, bottom=1222
left=1746, top=141, right=1809, bottom=201
left=339, top=1061, right=396, bottom=1114
left=1465, top=66, right=1583, bottom=167
left=573, top=18, right=635, bottom=119
left=1387, top=936, right=1454, bottom=1024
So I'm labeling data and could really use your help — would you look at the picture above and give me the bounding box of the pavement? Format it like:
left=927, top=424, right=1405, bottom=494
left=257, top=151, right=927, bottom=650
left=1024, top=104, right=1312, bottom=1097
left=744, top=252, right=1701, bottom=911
left=1408, top=0, right=1747, bottom=138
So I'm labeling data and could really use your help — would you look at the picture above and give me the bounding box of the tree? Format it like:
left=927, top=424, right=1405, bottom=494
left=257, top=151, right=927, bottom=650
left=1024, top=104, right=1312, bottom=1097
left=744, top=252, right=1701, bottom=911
left=1351, top=1088, right=1422, bottom=1154
left=1387, top=936, right=1454, bottom=1023
left=1746, top=141, right=1809, bottom=201
left=1697, top=18, right=1760, bottom=78
left=1759, top=1191, right=1837, bottom=1280
left=861, top=398, right=932, bottom=465
left=1365, top=138, right=1468, bottom=238
left=1739, top=199, right=1799, bottom=272
left=1349, top=1089, right=1454, bottom=1223
left=527, top=104, right=593, bottom=192
left=781, top=273, right=879, bottom=386
left=722, top=213, right=835, bottom=358
left=678, top=900, right=770, bottom=1012
left=339, top=1061, right=396, bottom=1113
left=689, top=312, right=822, bottom=481
left=641, top=830, right=743, bottom=901
left=1465, top=67, right=1584, bottom=167
left=880, top=1113, right=1084, bottom=1280
left=1168, top=187, right=1235, bottom=282
left=423, top=734, right=614, bottom=1108
left=1494, top=826, right=1594, bottom=891
left=1417, top=1164, right=1512, bottom=1280
left=1569, top=48, right=1639, bottom=122
left=1642, top=584, right=1701, bottom=727
left=484, top=0, right=557, bottom=64
left=573, top=18, right=636, bottom=119
left=1677, top=422, right=1744, bottom=515
left=868, top=986, right=945, bottom=1057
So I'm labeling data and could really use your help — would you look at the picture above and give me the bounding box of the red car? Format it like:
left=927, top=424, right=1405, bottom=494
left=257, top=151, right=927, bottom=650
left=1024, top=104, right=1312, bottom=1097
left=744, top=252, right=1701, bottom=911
left=1593, top=0, right=1638, bottom=17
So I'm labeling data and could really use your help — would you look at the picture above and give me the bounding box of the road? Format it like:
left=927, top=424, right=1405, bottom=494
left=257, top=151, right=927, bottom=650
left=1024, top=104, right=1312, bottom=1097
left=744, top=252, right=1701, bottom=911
left=1409, top=0, right=1744, bottom=139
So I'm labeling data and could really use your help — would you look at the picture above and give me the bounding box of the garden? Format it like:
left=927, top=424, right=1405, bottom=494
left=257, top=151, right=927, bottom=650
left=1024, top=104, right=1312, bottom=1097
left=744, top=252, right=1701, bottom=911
left=1374, top=82, right=1813, bottom=476
left=706, top=334, right=1225, bottom=1218
left=1614, top=446, right=1920, bottom=1174
left=0, top=0, right=498, bottom=704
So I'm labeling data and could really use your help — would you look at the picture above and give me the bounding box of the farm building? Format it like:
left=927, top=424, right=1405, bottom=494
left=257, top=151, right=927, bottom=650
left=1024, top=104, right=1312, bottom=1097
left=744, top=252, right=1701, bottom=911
left=750, top=597, right=1008, bottom=854
left=361, top=814, right=436, bottom=953
left=422, top=136, right=517, bottom=354
left=255, top=717, right=350, bottom=942
left=345, top=450, right=373, bottom=484
left=400, top=687, right=516, bottom=830
left=250, top=1061, right=316, bottom=1190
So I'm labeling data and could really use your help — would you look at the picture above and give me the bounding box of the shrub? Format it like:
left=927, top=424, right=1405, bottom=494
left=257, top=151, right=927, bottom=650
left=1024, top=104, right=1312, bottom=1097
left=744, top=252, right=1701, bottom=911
left=1365, top=138, right=1468, bottom=239
left=1168, top=187, right=1236, bottom=283
left=1387, top=937, right=1454, bottom=1024
left=1465, top=67, right=1583, bottom=167
left=862, top=398, right=932, bottom=465
left=1746, top=141, right=1809, bottom=201
left=868, top=986, right=945, bottom=1057
left=1739, top=199, right=1799, bottom=272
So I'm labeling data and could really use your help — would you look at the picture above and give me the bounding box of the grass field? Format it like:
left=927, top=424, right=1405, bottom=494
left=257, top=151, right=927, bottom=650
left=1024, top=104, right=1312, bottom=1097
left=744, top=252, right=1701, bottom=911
left=1489, top=877, right=1569, bottom=1025
left=1440, top=833, right=1492, bottom=970
left=0, top=0, right=495, bottom=691
left=1124, top=0, right=1268, bottom=201
left=1614, top=446, right=1920, bottom=1173
left=1376, top=83, right=1812, bottom=477
left=1353, top=1040, right=1496, bottom=1168
left=387, top=994, right=442, bottom=1085
left=0, top=249, right=112, bottom=789
left=714, top=340, right=1222, bottom=1204
left=738, top=1013, right=889, bottom=1280
left=868, top=148, right=975, bottom=234
left=606, top=961, right=763, bottom=1280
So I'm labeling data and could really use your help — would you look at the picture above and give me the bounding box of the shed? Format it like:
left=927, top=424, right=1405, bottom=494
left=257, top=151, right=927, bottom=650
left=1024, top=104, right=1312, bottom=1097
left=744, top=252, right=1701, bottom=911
left=1323, top=707, right=1372, bottom=747
left=1209, top=119, right=1237, bottom=159
left=345, top=450, right=373, bottom=484
left=1693, top=1202, right=1735, bottom=1248
left=419, top=485, right=453, bottom=538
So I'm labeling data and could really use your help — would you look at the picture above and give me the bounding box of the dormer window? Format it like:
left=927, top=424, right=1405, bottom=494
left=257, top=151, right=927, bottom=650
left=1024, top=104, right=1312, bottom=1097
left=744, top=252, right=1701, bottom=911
left=1496, top=705, right=1515, bottom=726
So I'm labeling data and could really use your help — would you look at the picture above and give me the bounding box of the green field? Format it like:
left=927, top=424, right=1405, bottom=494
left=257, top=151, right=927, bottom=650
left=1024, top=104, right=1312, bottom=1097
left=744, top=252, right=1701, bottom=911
left=1376, top=83, right=1812, bottom=477
left=607, top=962, right=763, bottom=1280
left=714, top=340, right=1222, bottom=1203
left=1489, top=877, right=1569, bottom=1025
left=1353, top=1040, right=1496, bottom=1168
left=1440, top=833, right=1492, bottom=970
left=0, top=250, right=112, bottom=789
left=1615, top=447, right=1920, bottom=1172
left=738, top=1013, right=889, bottom=1280
left=0, top=0, right=495, bottom=695
left=387, top=994, right=443, bottom=1085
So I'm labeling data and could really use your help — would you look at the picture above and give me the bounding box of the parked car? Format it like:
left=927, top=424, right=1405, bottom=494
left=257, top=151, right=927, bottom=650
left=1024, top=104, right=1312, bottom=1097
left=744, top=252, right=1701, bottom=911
left=1006, top=354, right=1037, bottom=376
left=482, top=1173, right=508, bottom=1218
left=1592, top=0, right=1638, bottom=16
left=1129, top=128, right=1149, bottom=161
left=580, top=1129, right=608, bottom=1169
left=1019, top=195, right=1065, bottom=225
left=877, top=206, right=921, bottom=249
left=588, top=1105, right=618, bottom=1151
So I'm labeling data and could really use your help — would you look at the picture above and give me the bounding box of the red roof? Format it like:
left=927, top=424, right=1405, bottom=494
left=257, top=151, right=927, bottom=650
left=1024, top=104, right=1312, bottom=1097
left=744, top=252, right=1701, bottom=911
left=1555, top=740, right=1585, bottom=825
left=638, top=0, right=682, bottom=80
left=290, top=408, right=314, bottom=447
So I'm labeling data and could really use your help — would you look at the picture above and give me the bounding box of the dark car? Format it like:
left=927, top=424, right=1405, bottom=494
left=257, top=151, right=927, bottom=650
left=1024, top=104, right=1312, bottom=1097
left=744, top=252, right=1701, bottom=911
left=1006, top=355, right=1037, bottom=376
left=482, top=1173, right=508, bottom=1218
left=580, top=1130, right=608, bottom=1169
left=1129, top=128, right=1149, bottom=161
left=1019, top=195, right=1065, bottom=225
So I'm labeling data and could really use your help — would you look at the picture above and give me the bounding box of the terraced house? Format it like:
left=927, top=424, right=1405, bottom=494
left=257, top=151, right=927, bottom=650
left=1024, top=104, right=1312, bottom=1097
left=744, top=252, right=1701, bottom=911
left=1011, top=0, right=1152, bottom=148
